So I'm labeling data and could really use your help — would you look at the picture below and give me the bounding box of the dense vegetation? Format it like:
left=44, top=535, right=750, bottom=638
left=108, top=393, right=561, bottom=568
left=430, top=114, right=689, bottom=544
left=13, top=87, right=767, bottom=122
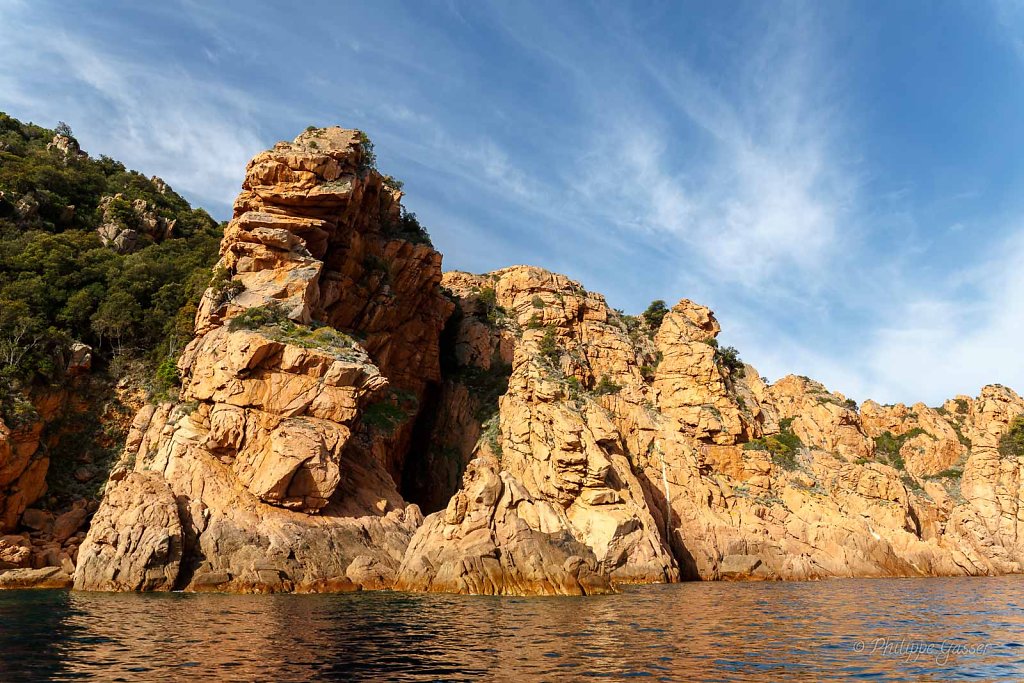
left=0, top=112, right=223, bottom=419
left=999, top=416, right=1024, bottom=458
left=744, top=417, right=804, bottom=471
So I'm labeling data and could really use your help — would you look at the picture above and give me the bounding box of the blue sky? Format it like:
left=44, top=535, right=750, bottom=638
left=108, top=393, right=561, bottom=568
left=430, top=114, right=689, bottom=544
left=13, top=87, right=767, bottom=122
left=2, top=0, right=1024, bottom=405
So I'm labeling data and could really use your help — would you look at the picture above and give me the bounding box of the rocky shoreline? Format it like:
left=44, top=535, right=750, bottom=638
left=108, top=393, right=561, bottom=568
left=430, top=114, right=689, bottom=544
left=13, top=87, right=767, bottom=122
left=4, top=126, right=1024, bottom=595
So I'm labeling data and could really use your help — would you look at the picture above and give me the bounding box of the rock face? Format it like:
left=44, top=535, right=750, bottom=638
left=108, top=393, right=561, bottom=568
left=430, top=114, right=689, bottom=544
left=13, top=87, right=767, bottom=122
left=0, top=390, right=66, bottom=533
left=67, top=125, right=1024, bottom=596
left=73, top=472, right=182, bottom=591
left=75, top=127, right=449, bottom=593
left=396, top=457, right=612, bottom=595
left=96, top=193, right=177, bottom=253
left=0, top=416, right=48, bottom=533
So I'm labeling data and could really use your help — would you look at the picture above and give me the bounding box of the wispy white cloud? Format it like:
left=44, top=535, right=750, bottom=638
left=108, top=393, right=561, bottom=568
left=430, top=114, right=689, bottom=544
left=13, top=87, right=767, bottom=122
left=0, top=3, right=266, bottom=214
left=993, top=0, right=1024, bottom=60
left=859, top=227, right=1024, bottom=403
left=1, top=1, right=1020, bottom=407
left=574, top=6, right=856, bottom=292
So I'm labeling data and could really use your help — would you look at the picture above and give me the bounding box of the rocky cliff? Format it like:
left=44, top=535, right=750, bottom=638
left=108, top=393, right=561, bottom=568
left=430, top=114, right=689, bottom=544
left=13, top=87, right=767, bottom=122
left=63, top=127, right=1024, bottom=595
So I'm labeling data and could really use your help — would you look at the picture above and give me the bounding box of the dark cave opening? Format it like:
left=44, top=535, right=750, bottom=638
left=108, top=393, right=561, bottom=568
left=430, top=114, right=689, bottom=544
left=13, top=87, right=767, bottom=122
left=398, top=305, right=466, bottom=514
left=399, top=379, right=452, bottom=514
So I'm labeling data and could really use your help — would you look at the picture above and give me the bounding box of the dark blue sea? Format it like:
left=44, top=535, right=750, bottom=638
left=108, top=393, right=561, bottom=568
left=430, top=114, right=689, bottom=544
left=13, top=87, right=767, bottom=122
left=2, top=576, right=1023, bottom=681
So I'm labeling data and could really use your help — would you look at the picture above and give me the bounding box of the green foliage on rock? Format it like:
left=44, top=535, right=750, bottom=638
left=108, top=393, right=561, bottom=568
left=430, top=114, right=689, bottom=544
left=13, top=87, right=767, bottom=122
left=384, top=208, right=432, bottom=246
left=999, top=417, right=1024, bottom=458
left=475, top=286, right=509, bottom=326
left=538, top=326, right=561, bottom=364
left=925, top=468, right=963, bottom=480
left=356, top=130, right=377, bottom=172
left=362, top=389, right=418, bottom=434
left=227, top=303, right=290, bottom=332
left=714, top=345, right=744, bottom=376
left=873, top=428, right=930, bottom=470
left=228, top=304, right=359, bottom=358
left=455, top=362, right=512, bottom=422
left=152, top=355, right=181, bottom=401
left=744, top=420, right=804, bottom=471
left=642, top=299, right=668, bottom=330
left=593, top=375, right=622, bottom=395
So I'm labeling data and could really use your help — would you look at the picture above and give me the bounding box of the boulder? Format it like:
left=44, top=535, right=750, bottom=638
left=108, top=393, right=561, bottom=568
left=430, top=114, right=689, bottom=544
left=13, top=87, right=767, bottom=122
left=0, top=567, right=72, bottom=590
left=74, top=472, right=183, bottom=591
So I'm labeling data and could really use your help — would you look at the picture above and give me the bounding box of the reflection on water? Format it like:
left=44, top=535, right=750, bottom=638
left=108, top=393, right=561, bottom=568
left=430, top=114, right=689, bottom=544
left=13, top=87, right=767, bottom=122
left=2, top=576, right=1024, bottom=681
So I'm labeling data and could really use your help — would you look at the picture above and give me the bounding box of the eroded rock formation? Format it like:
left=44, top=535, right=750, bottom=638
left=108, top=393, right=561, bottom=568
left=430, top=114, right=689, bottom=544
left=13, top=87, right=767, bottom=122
left=64, top=126, right=1024, bottom=596
left=73, top=127, right=451, bottom=593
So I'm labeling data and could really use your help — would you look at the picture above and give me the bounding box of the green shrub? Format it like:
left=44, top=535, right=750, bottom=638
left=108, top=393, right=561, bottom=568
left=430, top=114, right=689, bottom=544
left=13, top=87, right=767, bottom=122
left=152, top=354, right=180, bottom=399
left=873, top=428, right=929, bottom=470
left=901, top=473, right=923, bottom=492
left=383, top=176, right=404, bottom=192
left=526, top=313, right=543, bottom=329
left=642, top=300, right=668, bottom=329
left=477, top=286, right=508, bottom=325
left=952, top=422, right=972, bottom=448
left=478, top=287, right=497, bottom=309
left=538, top=326, right=560, bottom=364
left=361, top=389, right=417, bottom=434
left=715, top=345, right=744, bottom=376
left=480, top=414, right=502, bottom=459
left=362, top=401, right=407, bottom=434
left=363, top=254, right=391, bottom=282
left=227, top=303, right=289, bottom=331
left=384, top=208, right=432, bottom=246
left=744, top=421, right=803, bottom=471
left=356, top=130, right=376, bottom=172
left=210, top=266, right=244, bottom=308
left=531, top=295, right=545, bottom=309
left=999, top=417, right=1024, bottom=458
left=593, top=375, right=622, bottom=395
left=455, top=363, right=511, bottom=422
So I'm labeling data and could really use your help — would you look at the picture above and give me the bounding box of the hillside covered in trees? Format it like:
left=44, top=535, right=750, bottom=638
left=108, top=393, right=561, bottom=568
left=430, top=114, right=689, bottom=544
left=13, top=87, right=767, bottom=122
left=0, top=112, right=223, bottom=424
left=0, top=112, right=224, bottom=520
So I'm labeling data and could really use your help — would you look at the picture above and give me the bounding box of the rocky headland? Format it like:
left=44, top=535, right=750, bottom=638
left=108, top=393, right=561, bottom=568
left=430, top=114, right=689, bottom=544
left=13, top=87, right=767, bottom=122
left=4, top=126, right=1024, bottom=595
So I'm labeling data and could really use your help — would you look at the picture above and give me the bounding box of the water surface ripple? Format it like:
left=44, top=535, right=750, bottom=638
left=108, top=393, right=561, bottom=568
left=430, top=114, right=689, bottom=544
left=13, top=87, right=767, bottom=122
left=2, top=576, right=1024, bottom=681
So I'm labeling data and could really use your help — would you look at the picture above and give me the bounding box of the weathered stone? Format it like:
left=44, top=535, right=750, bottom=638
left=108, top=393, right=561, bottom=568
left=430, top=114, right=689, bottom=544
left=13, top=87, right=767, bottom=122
left=73, top=472, right=183, bottom=591
left=70, top=125, right=1024, bottom=597
left=52, top=507, right=88, bottom=543
left=0, top=566, right=72, bottom=590
left=0, top=535, right=31, bottom=570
